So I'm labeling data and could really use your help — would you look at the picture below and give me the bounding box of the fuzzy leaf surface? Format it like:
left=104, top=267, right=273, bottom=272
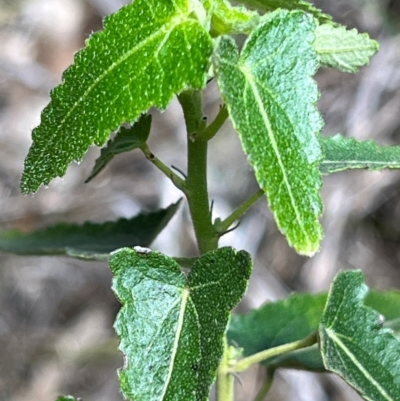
left=203, top=0, right=260, bottom=35
left=86, top=114, right=151, bottom=182
left=0, top=202, right=180, bottom=258
left=320, top=134, right=400, bottom=174
left=228, top=289, right=400, bottom=371
left=320, top=270, right=400, bottom=400
left=21, top=0, right=212, bottom=193
left=110, top=246, right=252, bottom=401
left=237, top=0, right=332, bottom=23
left=315, top=25, right=379, bottom=73
left=215, top=10, right=324, bottom=255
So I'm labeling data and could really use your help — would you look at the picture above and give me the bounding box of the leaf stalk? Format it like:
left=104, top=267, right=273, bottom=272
left=215, top=189, right=264, bottom=234
left=139, top=143, right=186, bottom=191
left=231, top=332, right=318, bottom=373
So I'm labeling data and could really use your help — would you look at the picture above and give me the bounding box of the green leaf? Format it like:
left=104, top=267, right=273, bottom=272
left=85, top=114, right=151, bottom=183
left=228, top=289, right=400, bottom=372
left=320, top=134, right=400, bottom=175
left=214, top=10, right=324, bottom=256
left=110, top=246, right=252, bottom=401
left=366, top=291, right=400, bottom=322
left=228, top=293, right=327, bottom=370
left=237, top=0, right=332, bottom=24
left=203, top=0, right=260, bottom=35
left=0, top=201, right=180, bottom=259
left=21, top=0, right=212, bottom=194
left=55, top=397, right=78, bottom=401
left=315, top=24, right=379, bottom=73
left=320, top=270, right=400, bottom=401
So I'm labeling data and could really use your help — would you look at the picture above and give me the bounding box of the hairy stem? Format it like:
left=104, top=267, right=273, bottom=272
left=179, top=90, right=218, bottom=254
left=139, top=143, right=186, bottom=191
left=232, top=333, right=318, bottom=373
left=217, top=338, right=235, bottom=401
left=216, top=189, right=264, bottom=235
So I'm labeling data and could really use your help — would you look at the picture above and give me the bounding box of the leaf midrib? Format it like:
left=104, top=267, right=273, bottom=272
left=324, top=328, right=394, bottom=401
left=240, top=66, right=311, bottom=244
left=159, top=288, right=190, bottom=400
left=317, top=45, right=376, bottom=55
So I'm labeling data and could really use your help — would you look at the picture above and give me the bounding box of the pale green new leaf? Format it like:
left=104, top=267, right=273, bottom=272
left=85, top=114, right=151, bottom=183
left=214, top=10, right=324, bottom=256
left=0, top=201, right=180, bottom=259
left=203, top=0, right=260, bottom=35
left=320, top=270, right=400, bottom=401
left=110, top=246, right=252, bottom=401
left=237, top=0, right=332, bottom=24
left=21, top=0, right=213, bottom=194
left=315, top=25, right=379, bottom=73
left=320, top=134, right=400, bottom=175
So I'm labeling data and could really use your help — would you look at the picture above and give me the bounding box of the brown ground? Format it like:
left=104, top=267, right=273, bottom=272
left=1, top=1, right=400, bottom=400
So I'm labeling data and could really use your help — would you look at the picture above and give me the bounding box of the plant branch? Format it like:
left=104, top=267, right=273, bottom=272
left=231, top=333, right=318, bottom=373
left=215, top=189, right=264, bottom=235
left=194, top=104, right=229, bottom=142
left=179, top=90, right=219, bottom=254
left=139, top=143, right=186, bottom=191
left=217, top=338, right=235, bottom=401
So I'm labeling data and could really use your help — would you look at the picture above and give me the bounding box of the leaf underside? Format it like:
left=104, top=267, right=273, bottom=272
left=320, top=271, right=400, bottom=401
left=85, top=113, right=152, bottom=183
left=21, top=0, right=212, bottom=193
left=215, top=10, right=324, bottom=256
left=315, top=24, right=379, bottom=73
left=0, top=201, right=180, bottom=259
left=237, top=0, right=332, bottom=24
left=110, top=246, right=252, bottom=401
left=320, top=134, right=400, bottom=175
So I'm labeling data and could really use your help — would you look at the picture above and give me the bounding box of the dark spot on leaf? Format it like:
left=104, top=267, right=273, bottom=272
left=191, top=364, right=198, bottom=371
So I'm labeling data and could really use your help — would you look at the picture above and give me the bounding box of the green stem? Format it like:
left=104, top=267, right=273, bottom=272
left=232, top=333, right=318, bottom=373
left=179, top=90, right=218, bottom=254
left=173, top=257, right=197, bottom=267
left=186, top=134, right=218, bottom=253
left=253, top=368, right=275, bottom=401
left=217, top=338, right=235, bottom=401
left=139, top=143, right=186, bottom=191
left=216, top=189, right=264, bottom=235
left=194, top=104, right=229, bottom=142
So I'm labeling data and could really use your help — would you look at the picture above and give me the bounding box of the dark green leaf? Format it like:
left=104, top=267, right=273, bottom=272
left=85, top=114, right=151, bottom=183
left=229, top=289, right=400, bottom=371
left=21, top=0, right=212, bottom=193
left=320, top=134, right=400, bottom=175
left=0, top=201, right=180, bottom=259
left=228, top=293, right=326, bottom=370
left=320, top=270, right=400, bottom=401
left=214, top=10, right=324, bottom=256
left=203, top=0, right=260, bottom=35
left=315, top=24, right=379, bottom=73
left=110, top=246, right=252, bottom=401
left=237, top=0, right=332, bottom=24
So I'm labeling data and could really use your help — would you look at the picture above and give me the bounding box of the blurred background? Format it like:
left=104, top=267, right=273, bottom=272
left=1, top=0, right=400, bottom=400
